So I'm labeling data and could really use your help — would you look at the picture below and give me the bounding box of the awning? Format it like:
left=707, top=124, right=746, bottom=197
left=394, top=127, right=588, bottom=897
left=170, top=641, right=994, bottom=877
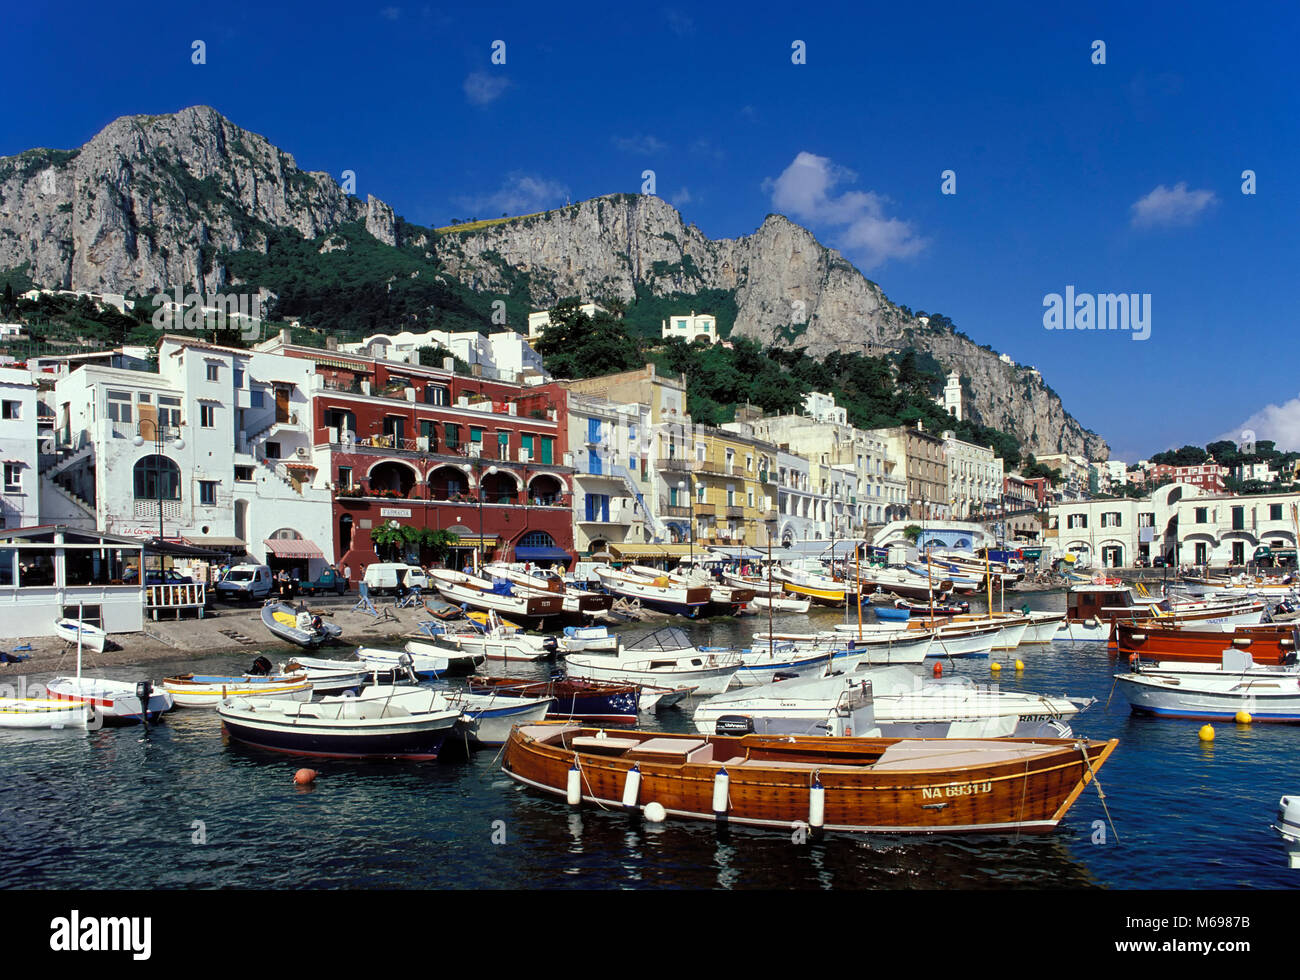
left=610, top=543, right=696, bottom=559
left=143, top=537, right=228, bottom=558
left=312, top=357, right=372, bottom=371
left=450, top=535, right=498, bottom=553
left=182, top=535, right=248, bottom=550
left=263, top=538, right=325, bottom=559
left=283, top=461, right=317, bottom=470
left=514, top=546, right=573, bottom=562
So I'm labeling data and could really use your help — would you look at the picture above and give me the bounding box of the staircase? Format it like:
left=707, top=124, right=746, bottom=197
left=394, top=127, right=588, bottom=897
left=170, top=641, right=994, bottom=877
left=42, top=474, right=96, bottom=519
left=615, top=464, right=662, bottom=540
left=255, top=454, right=303, bottom=494
left=46, top=442, right=95, bottom=479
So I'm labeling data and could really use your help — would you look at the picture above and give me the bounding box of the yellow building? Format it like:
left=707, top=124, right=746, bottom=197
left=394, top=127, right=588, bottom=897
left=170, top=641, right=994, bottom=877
left=661, top=425, right=779, bottom=548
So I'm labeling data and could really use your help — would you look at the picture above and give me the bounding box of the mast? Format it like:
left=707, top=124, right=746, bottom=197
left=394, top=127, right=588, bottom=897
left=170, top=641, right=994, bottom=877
left=856, top=540, right=863, bottom=638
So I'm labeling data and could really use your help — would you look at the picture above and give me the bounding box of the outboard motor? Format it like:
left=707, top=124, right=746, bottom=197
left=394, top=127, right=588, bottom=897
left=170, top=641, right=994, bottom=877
left=398, top=652, right=417, bottom=684
left=542, top=635, right=559, bottom=655
left=135, top=680, right=154, bottom=728
left=715, top=715, right=756, bottom=737
left=772, top=671, right=799, bottom=683
left=247, top=656, right=273, bottom=676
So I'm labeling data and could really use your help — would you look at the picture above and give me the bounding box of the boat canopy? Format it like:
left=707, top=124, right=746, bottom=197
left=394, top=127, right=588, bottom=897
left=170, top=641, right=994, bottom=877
left=626, top=626, right=695, bottom=652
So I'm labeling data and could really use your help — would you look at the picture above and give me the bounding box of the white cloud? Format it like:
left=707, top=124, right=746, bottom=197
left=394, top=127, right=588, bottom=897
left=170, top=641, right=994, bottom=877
left=1130, top=182, right=1217, bottom=228
left=464, top=71, right=510, bottom=106
left=670, top=187, right=694, bottom=207
left=1220, top=395, right=1300, bottom=453
left=765, top=151, right=926, bottom=267
left=690, top=137, right=724, bottom=162
left=613, top=134, right=667, bottom=154
left=457, top=173, right=570, bottom=216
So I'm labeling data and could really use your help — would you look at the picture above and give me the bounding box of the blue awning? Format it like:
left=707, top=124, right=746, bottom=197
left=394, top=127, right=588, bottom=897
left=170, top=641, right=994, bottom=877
left=514, top=546, right=573, bottom=563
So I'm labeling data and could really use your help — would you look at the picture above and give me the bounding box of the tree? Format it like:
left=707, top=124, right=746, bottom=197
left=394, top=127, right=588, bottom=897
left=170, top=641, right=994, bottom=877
left=903, top=525, right=923, bottom=543
left=1, top=283, right=13, bottom=315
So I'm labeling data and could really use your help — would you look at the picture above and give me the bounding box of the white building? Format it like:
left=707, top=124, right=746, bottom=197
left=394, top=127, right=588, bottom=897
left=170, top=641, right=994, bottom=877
left=0, top=368, right=41, bottom=529
left=48, top=336, right=334, bottom=576
left=938, top=371, right=963, bottom=422
left=565, top=392, right=655, bottom=555
left=527, top=303, right=607, bottom=340
left=340, top=330, right=547, bottom=384
left=661, top=311, right=718, bottom=345
left=1174, top=491, right=1300, bottom=566
left=802, top=391, right=847, bottom=425
left=942, top=431, right=1003, bottom=520
left=1048, top=483, right=1204, bottom=567
left=1233, top=462, right=1277, bottom=484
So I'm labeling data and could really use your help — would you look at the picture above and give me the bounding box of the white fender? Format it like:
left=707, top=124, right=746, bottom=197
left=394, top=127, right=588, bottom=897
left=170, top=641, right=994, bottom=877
left=622, top=765, right=641, bottom=809
left=567, top=761, right=582, bottom=806
left=712, top=768, right=729, bottom=817
left=809, top=774, right=825, bottom=829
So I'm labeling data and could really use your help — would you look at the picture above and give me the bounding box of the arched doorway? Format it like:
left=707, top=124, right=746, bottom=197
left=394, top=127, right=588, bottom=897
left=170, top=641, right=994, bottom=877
left=368, top=460, right=417, bottom=497
left=338, top=513, right=354, bottom=559
left=527, top=474, right=564, bottom=506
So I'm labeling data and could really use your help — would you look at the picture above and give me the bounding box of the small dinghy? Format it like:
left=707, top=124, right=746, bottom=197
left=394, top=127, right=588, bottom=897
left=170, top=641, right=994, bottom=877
left=46, top=677, right=173, bottom=725
left=262, top=601, right=343, bottom=648
left=0, top=697, right=88, bottom=729
left=357, top=647, right=448, bottom=680
left=557, top=624, right=620, bottom=653
left=281, top=660, right=370, bottom=696
left=403, top=639, right=487, bottom=674
left=163, top=663, right=312, bottom=709
left=54, top=618, right=106, bottom=654
left=748, top=594, right=812, bottom=614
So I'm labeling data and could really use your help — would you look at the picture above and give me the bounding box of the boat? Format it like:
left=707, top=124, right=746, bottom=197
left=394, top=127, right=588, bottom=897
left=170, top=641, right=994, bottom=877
left=469, top=675, right=641, bottom=723
left=1055, top=585, right=1264, bottom=642
left=1115, top=621, right=1298, bottom=665
left=162, top=672, right=313, bottom=708
left=483, top=562, right=614, bottom=617
left=770, top=566, right=860, bottom=607
left=1115, top=649, right=1300, bottom=721
left=281, top=660, right=370, bottom=695
left=0, top=696, right=88, bottom=729
left=749, top=594, right=812, bottom=614
left=444, top=690, right=556, bottom=747
left=502, top=723, right=1118, bottom=835
left=427, top=568, right=566, bottom=624
left=261, top=601, right=343, bottom=648
left=46, top=677, right=173, bottom=725
left=556, top=624, right=620, bottom=654
left=434, top=610, right=556, bottom=662
left=833, top=620, right=1005, bottom=658
left=591, top=566, right=711, bottom=618
left=53, top=617, right=106, bottom=654
left=853, top=566, right=956, bottom=603
left=356, top=646, right=449, bottom=679
left=628, top=565, right=754, bottom=616
left=693, top=666, right=1088, bottom=739
left=1020, top=611, right=1067, bottom=644
left=752, top=628, right=935, bottom=665
left=713, top=642, right=845, bottom=687
left=401, top=641, right=486, bottom=674
left=217, top=685, right=463, bottom=760
left=564, top=627, right=740, bottom=695
left=873, top=605, right=911, bottom=622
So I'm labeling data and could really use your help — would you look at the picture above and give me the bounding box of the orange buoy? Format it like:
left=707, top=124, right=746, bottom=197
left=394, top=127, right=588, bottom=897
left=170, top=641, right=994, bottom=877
left=293, top=768, right=318, bottom=785
left=932, top=662, right=943, bottom=677
left=1129, top=653, right=1140, bottom=665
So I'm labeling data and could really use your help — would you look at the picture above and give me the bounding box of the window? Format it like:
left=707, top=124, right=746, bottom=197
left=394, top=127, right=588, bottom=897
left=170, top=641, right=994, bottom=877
left=16, top=549, right=55, bottom=587
left=3, top=463, right=20, bottom=493
left=1194, top=507, right=1208, bottom=524
left=337, top=466, right=352, bottom=488
left=250, top=388, right=264, bottom=409
left=133, top=455, right=181, bottom=500
left=159, top=396, right=181, bottom=428
left=426, top=385, right=450, bottom=406
left=1101, top=512, right=1122, bottom=528
left=1232, top=506, right=1245, bottom=531
left=1067, top=514, right=1088, bottom=529
left=470, top=427, right=483, bottom=446
left=206, top=363, right=219, bottom=382
left=107, top=391, right=132, bottom=424
left=520, top=433, right=534, bottom=460
left=1139, top=512, right=1155, bottom=527
left=200, top=404, right=215, bottom=427
left=497, top=431, right=510, bottom=460
left=199, top=481, right=217, bottom=506
left=696, top=483, right=704, bottom=503
left=444, top=424, right=460, bottom=450
left=746, top=454, right=753, bottom=472
left=0, top=548, right=13, bottom=587
left=234, top=368, right=244, bottom=389
left=747, top=489, right=755, bottom=508
left=1271, top=504, right=1283, bottom=520
left=234, top=466, right=254, bottom=481
left=265, top=442, right=281, bottom=459
left=1, top=401, right=20, bottom=420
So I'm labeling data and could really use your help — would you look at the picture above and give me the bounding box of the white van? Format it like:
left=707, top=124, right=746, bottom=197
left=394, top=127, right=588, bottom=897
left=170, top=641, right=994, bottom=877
left=216, top=564, right=274, bottom=601
left=362, top=563, right=430, bottom=595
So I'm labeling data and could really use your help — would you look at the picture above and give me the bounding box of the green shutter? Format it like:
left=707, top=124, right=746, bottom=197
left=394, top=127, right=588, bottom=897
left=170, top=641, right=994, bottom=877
left=521, top=434, right=535, bottom=459
left=540, top=436, right=553, bottom=465
left=470, top=427, right=483, bottom=443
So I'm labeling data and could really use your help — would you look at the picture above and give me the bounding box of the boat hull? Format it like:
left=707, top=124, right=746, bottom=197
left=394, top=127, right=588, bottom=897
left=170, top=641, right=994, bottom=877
left=1115, top=622, right=1298, bottom=665
left=503, top=725, right=1117, bottom=835
left=46, top=677, right=173, bottom=724
left=220, top=715, right=454, bottom=759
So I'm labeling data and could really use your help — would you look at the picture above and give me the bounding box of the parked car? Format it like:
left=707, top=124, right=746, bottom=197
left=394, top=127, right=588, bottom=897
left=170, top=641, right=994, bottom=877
left=302, top=566, right=350, bottom=596
left=216, top=564, right=274, bottom=601
left=1152, top=556, right=1170, bottom=568
left=123, top=568, right=194, bottom=586
left=362, top=563, right=430, bottom=596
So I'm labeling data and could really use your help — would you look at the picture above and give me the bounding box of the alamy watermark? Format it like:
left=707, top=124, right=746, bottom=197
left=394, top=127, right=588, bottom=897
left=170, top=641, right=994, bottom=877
left=1043, top=286, right=1150, bottom=341
left=150, top=286, right=263, bottom=341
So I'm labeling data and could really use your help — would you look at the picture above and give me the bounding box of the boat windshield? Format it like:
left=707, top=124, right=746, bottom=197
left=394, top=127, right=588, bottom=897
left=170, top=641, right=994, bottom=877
left=627, top=627, right=694, bottom=652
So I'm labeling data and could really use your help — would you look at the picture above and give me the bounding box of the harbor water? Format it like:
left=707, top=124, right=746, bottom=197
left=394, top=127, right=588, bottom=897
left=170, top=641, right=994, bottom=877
left=2, top=590, right=1297, bottom=890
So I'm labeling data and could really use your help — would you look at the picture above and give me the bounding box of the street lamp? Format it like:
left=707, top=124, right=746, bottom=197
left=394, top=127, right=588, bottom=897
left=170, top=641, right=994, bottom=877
left=133, top=419, right=184, bottom=560
left=476, top=461, right=498, bottom=574
left=677, top=477, right=694, bottom=566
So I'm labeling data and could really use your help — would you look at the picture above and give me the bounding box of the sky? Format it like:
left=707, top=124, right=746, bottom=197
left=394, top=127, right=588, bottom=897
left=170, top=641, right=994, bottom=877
left=5, top=0, right=1298, bottom=462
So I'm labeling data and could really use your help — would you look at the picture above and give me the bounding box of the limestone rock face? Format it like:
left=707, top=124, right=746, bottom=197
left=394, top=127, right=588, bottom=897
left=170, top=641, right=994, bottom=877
left=0, top=107, right=1106, bottom=457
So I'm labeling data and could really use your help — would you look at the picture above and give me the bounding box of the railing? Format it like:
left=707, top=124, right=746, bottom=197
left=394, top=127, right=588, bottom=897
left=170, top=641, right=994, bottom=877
left=661, top=505, right=692, bottom=519
left=335, top=489, right=573, bottom=508
left=145, top=582, right=206, bottom=618
left=725, top=505, right=745, bottom=518
left=134, top=499, right=182, bottom=519
left=657, top=457, right=691, bottom=472
left=695, top=502, right=717, bottom=516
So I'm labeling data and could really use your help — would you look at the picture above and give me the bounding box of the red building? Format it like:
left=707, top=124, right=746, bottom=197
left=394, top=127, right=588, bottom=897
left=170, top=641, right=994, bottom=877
left=266, top=338, right=575, bottom=574
left=1144, top=459, right=1226, bottom=493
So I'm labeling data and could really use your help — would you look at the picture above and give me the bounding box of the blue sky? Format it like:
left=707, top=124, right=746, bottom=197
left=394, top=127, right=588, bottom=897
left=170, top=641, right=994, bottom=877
left=7, top=1, right=1298, bottom=461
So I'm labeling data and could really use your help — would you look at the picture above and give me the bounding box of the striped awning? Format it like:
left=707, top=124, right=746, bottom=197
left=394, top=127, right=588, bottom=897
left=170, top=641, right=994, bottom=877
left=263, top=538, right=325, bottom=559
left=610, top=543, right=696, bottom=559
left=312, top=357, right=372, bottom=371
left=450, top=535, right=499, bottom=553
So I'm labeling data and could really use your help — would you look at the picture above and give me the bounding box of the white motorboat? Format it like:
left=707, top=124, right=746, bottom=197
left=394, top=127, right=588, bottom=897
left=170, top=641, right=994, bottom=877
left=556, top=624, right=620, bottom=654
left=427, top=569, right=567, bottom=623
left=752, top=628, right=935, bottom=665
left=358, top=646, right=450, bottom=678
left=483, top=562, right=615, bottom=616
left=564, top=627, right=739, bottom=695
left=833, top=620, right=1004, bottom=658
left=749, top=594, right=811, bottom=614
left=693, top=666, right=1087, bottom=739
left=591, top=566, right=711, bottom=618
left=443, top=690, right=556, bottom=746
left=400, top=641, right=486, bottom=674
left=46, top=677, right=173, bottom=724
left=280, top=659, right=371, bottom=695
left=162, top=673, right=313, bottom=708
left=434, top=610, right=556, bottom=662
left=1114, top=649, right=1300, bottom=722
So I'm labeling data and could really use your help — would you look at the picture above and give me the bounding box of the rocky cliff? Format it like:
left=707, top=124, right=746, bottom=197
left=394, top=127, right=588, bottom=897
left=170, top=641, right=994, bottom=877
left=0, top=106, right=1106, bottom=458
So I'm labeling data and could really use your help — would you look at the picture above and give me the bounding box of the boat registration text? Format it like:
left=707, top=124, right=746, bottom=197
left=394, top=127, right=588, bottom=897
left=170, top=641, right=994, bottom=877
left=922, top=782, right=993, bottom=800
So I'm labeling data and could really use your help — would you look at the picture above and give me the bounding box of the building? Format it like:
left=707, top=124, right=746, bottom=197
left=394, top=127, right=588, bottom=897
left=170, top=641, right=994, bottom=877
left=339, top=330, right=548, bottom=384
left=0, top=368, right=41, bottom=530
left=660, top=421, right=779, bottom=549
left=1048, top=483, right=1204, bottom=567
left=937, top=371, right=963, bottom=422
left=1143, top=458, right=1227, bottom=494
left=1233, top=462, right=1277, bottom=484
left=1173, top=491, right=1300, bottom=566
left=661, top=311, right=718, bottom=345
left=527, top=303, right=606, bottom=341
left=1034, top=453, right=1091, bottom=497
left=802, top=391, right=846, bottom=425
left=942, top=431, right=1002, bottom=520
left=565, top=392, right=656, bottom=556
left=255, top=333, right=577, bottom=573
left=869, top=422, right=949, bottom=520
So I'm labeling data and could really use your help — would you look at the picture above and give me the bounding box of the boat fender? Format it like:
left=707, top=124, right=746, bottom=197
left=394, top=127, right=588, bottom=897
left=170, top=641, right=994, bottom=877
left=712, top=768, right=730, bottom=819
left=622, top=765, right=641, bottom=810
left=567, top=759, right=582, bottom=806
left=809, top=773, right=825, bottom=830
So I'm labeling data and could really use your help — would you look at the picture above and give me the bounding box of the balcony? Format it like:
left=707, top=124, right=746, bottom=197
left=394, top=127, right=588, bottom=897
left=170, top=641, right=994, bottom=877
left=661, top=505, right=692, bottom=519
left=335, top=487, right=573, bottom=509
left=657, top=457, right=691, bottom=472
left=725, top=505, right=745, bottom=519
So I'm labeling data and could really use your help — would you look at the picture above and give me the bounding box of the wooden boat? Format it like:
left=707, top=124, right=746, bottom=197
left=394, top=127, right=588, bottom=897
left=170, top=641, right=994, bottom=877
left=46, top=677, right=173, bottom=724
left=470, top=675, right=642, bottom=723
left=592, top=566, right=711, bottom=618
left=502, top=724, right=1117, bottom=835
left=748, top=594, right=811, bottom=614
left=444, top=690, right=556, bottom=747
left=770, top=566, right=859, bottom=607
left=1055, top=585, right=1263, bottom=642
left=629, top=565, right=754, bottom=616
left=261, top=601, right=343, bottom=648
left=1114, top=621, right=1298, bottom=665
left=162, top=673, right=312, bottom=708
left=483, top=563, right=614, bottom=616
left=852, top=567, right=955, bottom=603
left=1115, top=650, right=1300, bottom=721
left=0, top=696, right=88, bottom=728
left=218, top=685, right=462, bottom=760
left=53, top=618, right=106, bottom=654
left=564, top=627, right=740, bottom=695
